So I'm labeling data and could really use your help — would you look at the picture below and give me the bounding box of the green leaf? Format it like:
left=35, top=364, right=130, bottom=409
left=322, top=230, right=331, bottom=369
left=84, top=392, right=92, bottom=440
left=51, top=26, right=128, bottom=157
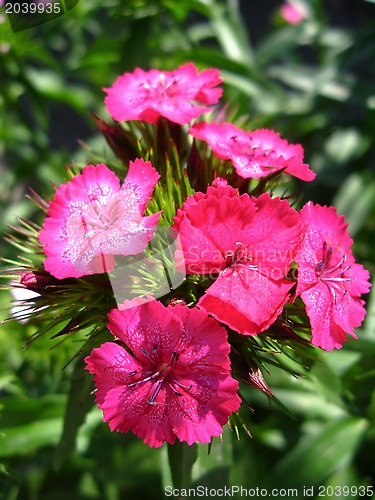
left=0, top=396, right=66, bottom=458
left=0, top=417, right=64, bottom=458
left=0, top=395, right=66, bottom=428
left=24, top=68, right=94, bottom=111
left=273, top=417, right=368, bottom=488
left=333, top=173, right=375, bottom=237
left=261, top=389, right=347, bottom=420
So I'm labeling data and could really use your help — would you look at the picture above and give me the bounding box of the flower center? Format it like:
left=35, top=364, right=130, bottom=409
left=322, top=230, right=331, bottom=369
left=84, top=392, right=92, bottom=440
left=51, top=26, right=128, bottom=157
left=127, top=345, right=192, bottom=405
left=143, top=75, right=179, bottom=99
left=81, top=196, right=121, bottom=239
left=224, top=242, right=257, bottom=270
left=230, top=135, right=276, bottom=162
left=65, top=194, right=125, bottom=265
left=315, top=241, right=353, bottom=302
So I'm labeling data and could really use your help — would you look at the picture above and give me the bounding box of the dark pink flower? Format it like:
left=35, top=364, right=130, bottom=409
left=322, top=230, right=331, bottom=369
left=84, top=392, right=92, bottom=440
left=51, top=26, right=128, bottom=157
left=295, top=202, right=371, bottom=350
left=104, top=63, right=223, bottom=125
left=39, top=160, right=160, bottom=279
left=172, top=181, right=303, bottom=335
left=189, top=122, right=315, bottom=181
left=84, top=297, right=241, bottom=448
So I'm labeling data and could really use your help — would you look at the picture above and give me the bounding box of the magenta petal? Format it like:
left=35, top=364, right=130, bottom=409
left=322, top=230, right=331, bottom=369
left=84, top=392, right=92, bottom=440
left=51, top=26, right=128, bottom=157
left=107, top=297, right=183, bottom=357
left=87, top=299, right=240, bottom=447
left=168, top=372, right=241, bottom=445
left=175, top=63, right=223, bottom=105
left=189, top=122, right=315, bottom=181
left=299, top=202, right=352, bottom=255
left=84, top=342, right=142, bottom=406
left=121, top=158, right=160, bottom=212
left=248, top=193, right=303, bottom=278
left=104, top=63, right=223, bottom=125
left=332, top=293, right=366, bottom=336
left=173, top=191, right=258, bottom=274
left=167, top=304, right=232, bottom=371
left=349, top=263, right=371, bottom=296
left=39, top=161, right=160, bottom=279
left=198, top=267, right=293, bottom=335
left=244, top=129, right=315, bottom=181
left=100, top=384, right=176, bottom=448
left=301, top=282, right=350, bottom=350
left=296, top=202, right=371, bottom=350
left=189, top=121, right=246, bottom=160
left=78, top=163, right=121, bottom=200
left=173, top=187, right=301, bottom=335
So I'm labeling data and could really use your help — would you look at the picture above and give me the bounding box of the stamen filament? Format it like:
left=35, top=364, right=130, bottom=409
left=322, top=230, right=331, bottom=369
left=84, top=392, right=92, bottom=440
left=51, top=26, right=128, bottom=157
left=128, top=370, right=161, bottom=387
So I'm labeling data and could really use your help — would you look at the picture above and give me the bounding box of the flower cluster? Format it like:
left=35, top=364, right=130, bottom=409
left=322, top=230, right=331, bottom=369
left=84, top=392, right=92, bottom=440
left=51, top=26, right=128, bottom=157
left=6, top=62, right=371, bottom=448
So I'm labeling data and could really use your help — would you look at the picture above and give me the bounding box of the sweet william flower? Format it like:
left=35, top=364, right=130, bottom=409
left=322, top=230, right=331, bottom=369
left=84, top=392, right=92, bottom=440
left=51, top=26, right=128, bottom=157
left=189, top=122, right=315, bottom=181
left=295, top=202, right=371, bottom=350
left=104, top=62, right=223, bottom=125
left=39, top=160, right=161, bottom=279
left=84, top=297, right=241, bottom=448
left=172, top=180, right=303, bottom=335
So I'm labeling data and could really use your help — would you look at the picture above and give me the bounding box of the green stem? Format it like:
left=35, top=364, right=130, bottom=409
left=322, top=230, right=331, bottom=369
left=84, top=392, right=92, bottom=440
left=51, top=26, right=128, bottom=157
left=167, top=441, right=198, bottom=493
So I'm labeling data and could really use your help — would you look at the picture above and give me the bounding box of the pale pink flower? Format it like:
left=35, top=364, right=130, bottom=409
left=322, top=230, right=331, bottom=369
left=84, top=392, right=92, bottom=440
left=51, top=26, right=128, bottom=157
left=104, top=63, right=223, bottom=125
left=295, top=202, right=371, bottom=350
left=280, top=3, right=305, bottom=25
left=172, top=180, right=303, bottom=335
left=189, top=122, right=315, bottom=181
left=39, top=160, right=160, bottom=279
left=84, top=297, right=241, bottom=448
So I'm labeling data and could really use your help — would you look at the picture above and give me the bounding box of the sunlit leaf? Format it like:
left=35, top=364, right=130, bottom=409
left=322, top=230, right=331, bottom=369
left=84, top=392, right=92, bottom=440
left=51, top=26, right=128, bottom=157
left=273, top=417, right=369, bottom=488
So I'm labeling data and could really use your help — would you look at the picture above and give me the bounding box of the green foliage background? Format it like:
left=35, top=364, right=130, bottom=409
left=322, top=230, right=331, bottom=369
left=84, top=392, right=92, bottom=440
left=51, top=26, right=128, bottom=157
left=0, top=1, right=374, bottom=498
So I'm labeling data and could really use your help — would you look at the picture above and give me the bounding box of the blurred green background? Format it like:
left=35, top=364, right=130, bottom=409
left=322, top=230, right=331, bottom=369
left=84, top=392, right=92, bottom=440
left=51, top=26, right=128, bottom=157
left=1, top=0, right=375, bottom=498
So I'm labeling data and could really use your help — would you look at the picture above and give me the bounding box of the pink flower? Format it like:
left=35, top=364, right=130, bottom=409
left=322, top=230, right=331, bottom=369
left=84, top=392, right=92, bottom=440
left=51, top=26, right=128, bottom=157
left=84, top=297, right=241, bottom=448
left=104, top=63, right=223, bottom=125
left=280, top=3, right=305, bottom=25
left=189, top=122, right=315, bottom=181
left=295, top=203, right=371, bottom=350
left=172, top=181, right=303, bottom=335
left=39, top=160, right=160, bottom=279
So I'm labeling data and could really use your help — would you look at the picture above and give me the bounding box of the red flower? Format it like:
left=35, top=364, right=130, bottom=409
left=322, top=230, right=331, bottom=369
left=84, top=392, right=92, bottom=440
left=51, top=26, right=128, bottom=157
left=104, top=63, right=223, bottom=125
left=189, top=122, right=315, bottom=181
left=295, top=202, right=371, bottom=350
left=172, top=181, right=303, bottom=335
left=39, top=161, right=160, bottom=279
left=84, top=297, right=241, bottom=448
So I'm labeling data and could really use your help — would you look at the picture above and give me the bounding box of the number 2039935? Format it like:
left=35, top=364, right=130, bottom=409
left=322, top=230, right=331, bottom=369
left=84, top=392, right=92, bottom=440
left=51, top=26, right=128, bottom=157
left=5, top=2, right=61, bottom=14
left=317, top=485, right=373, bottom=497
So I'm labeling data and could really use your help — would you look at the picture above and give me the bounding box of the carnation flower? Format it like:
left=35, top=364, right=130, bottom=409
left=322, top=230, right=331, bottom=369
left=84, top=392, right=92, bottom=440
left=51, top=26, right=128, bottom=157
left=104, top=62, right=223, bottom=125
left=172, top=181, right=303, bottom=335
left=295, top=202, right=371, bottom=350
left=39, top=160, right=160, bottom=279
left=189, top=122, right=315, bottom=181
left=84, top=297, right=241, bottom=448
